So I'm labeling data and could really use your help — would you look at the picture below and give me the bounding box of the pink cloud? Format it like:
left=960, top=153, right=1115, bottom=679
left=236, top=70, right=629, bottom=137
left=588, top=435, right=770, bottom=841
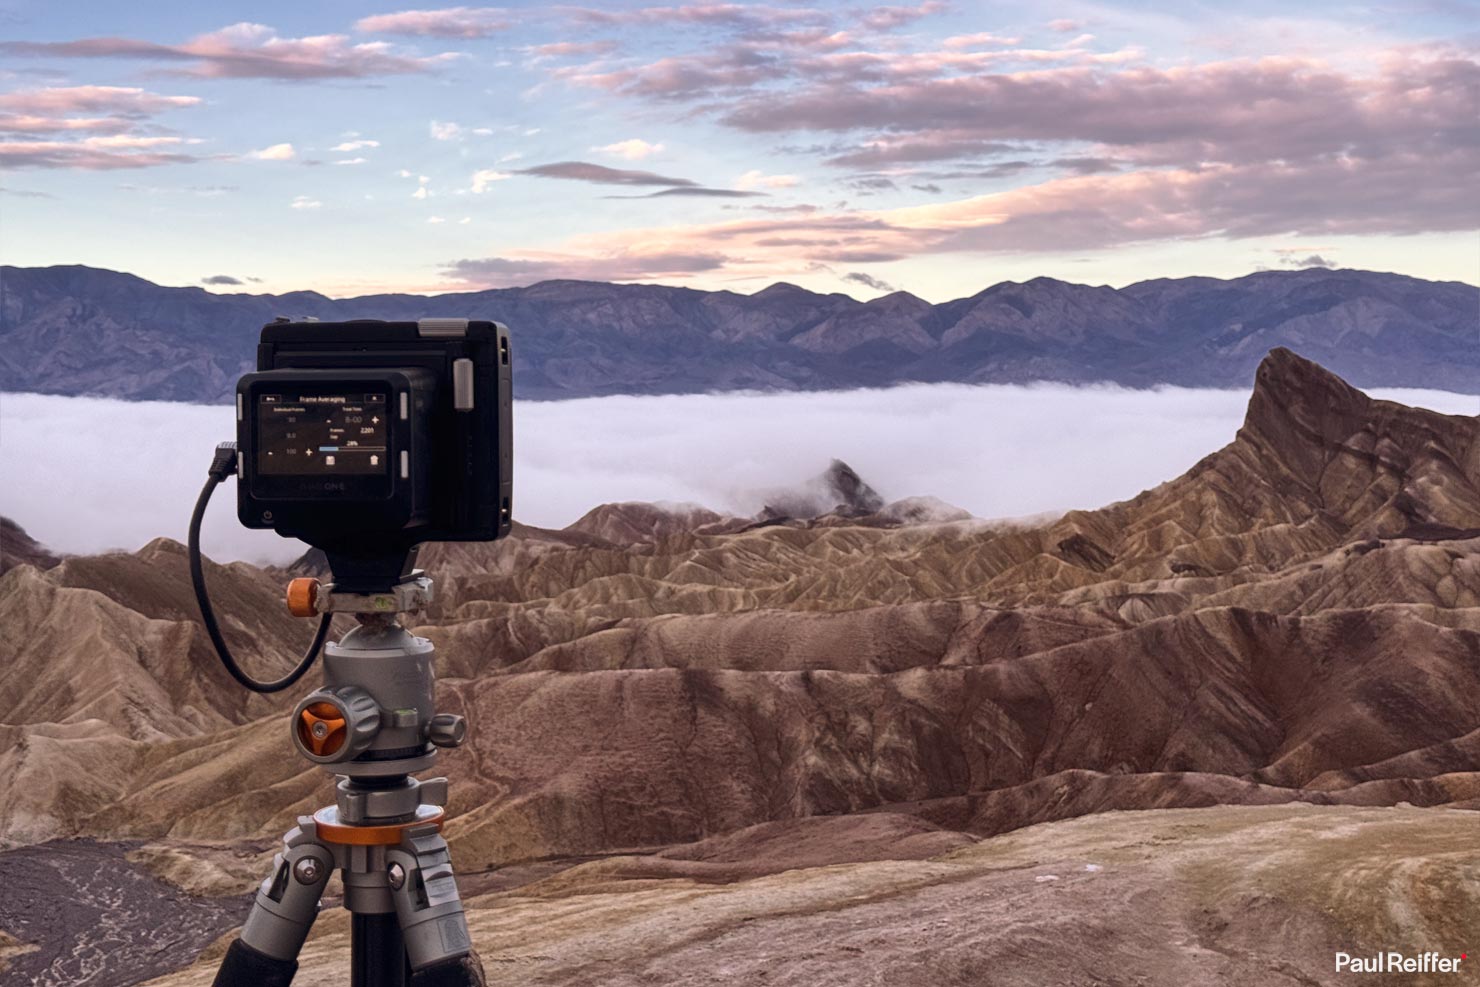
left=943, top=33, right=1022, bottom=49
left=0, top=135, right=196, bottom=169
left=823, top=134, right=1020, bottom=168
left=0, top=85, right=201, bottom=118
left=855, top=2, right=949, bottom=31
left=567, top=4, right=828, bottom=28
left=716, top=53, right=1479, bottom=172
left=530, top=40, right=620, bottom=57
left=559, top=34, right=1141, bottom=102
left=0, top=114, right=133, bottom=134
left=0, top=23, right=457, bottom=79
left=354, top=7, right=511, bottom=38
left=0, top=86, right=203, bottom=164
left=565, top=51, right=776, bottom=98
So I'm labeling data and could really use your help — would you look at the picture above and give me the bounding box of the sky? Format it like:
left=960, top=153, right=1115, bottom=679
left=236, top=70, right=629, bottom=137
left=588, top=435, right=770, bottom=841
left=4, top=384, right=1476, bottom=563
left=0, top=0, right=1477, bottom=300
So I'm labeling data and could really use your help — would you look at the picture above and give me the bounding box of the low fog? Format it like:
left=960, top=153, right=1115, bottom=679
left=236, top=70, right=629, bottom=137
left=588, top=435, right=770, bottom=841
left=2, top=383, right=1475, bottom=565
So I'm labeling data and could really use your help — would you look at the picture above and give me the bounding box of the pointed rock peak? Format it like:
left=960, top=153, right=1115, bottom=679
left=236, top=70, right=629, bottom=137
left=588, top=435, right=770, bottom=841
left=1242, top=347, right=1372, bottom=449
left=754, top=459, right=886, bottom=521
left=824, top=459, right=884, bottom=514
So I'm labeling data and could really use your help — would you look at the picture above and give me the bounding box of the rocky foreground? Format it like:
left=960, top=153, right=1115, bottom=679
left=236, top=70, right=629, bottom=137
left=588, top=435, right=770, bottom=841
left=1, top=347, right=1478, bottom=985
left=135, top=803, right=1480, bottom=987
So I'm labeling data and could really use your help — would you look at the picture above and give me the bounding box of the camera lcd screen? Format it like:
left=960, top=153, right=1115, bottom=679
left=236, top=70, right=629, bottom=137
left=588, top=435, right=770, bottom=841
left=257, top=390, right=391, bottom=477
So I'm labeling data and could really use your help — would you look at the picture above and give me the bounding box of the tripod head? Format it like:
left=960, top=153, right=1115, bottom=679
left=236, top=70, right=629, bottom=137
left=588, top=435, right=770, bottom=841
left=278, top=571, right=467, bottom=832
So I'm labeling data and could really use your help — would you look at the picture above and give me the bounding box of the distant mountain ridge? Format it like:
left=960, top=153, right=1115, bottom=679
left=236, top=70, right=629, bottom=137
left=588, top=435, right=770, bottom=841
left=0, top=264, right=1474, bottom=402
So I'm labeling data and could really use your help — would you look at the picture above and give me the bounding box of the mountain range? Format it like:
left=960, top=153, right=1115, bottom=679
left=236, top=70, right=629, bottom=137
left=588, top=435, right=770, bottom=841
left=2, top=349, right=1479, bottom=985
left=0, top=264, right=1474, bottom=402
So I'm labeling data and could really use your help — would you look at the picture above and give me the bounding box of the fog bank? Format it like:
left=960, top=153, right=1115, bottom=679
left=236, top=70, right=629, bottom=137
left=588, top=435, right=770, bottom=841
left=2, top=383, right=1474, bottom=565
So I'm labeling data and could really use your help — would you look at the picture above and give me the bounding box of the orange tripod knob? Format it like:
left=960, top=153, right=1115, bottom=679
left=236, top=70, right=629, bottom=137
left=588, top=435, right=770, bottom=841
left=286, top=578, right=320, bottom=617
left=298, top=701, right=348, bottom=757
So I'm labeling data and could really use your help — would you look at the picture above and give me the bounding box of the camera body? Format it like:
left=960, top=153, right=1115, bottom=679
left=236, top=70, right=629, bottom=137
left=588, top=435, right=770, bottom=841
left=236, top=318, right=512, bottom=587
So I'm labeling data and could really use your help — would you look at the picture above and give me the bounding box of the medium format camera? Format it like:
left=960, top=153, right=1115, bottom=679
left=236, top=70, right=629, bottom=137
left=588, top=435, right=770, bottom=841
left=235, top=318, right=512, bottom=588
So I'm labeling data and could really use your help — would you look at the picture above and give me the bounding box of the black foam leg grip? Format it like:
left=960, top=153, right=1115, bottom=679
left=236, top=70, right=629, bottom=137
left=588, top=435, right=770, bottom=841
left=212, top=939, right=299, bottom=987
left=410, top=953, right=486, bottom=987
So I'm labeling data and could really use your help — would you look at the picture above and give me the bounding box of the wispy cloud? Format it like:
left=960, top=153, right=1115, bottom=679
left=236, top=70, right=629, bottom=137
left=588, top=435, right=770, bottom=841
left=248, top=142, right=295, bottom=161
left=516, top=160, right=700, bottom=186
left=0, top=85, right=202, bottom=138
left=290, top=194, right=322, bottom=208
left=355, top=7, right=510, bottom=38
left=593, top=138, right=664, bottom=160
left=843, top=271, right=897, bottom=293
left=942, top=33, right=1020, bottom=49
left=444, top=250, right=726, bottom=286
left=0, top=22, right=459, bottom=80
left=1271, top=247, right=1338, bottom=269
left=0, top=85, right=200, bottom=118
left=470, top=168, right=511, bottom=192
left=606, top=187, right=766, bottom=199
left=566, top=4, right=830, bottom=29
left=854, top=2, right=948, bottom=31
left=737, top=169, right=799, bottom=189
left=0, top=85, right=203, bottom=167
left=0, top=134, right=195, bottom=169
left=530, top=40, right=619, bottom=58
left=515, top=159, right=772, bottom=199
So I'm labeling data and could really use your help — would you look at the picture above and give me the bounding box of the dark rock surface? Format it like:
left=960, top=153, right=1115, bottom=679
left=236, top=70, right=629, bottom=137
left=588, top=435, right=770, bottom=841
left=1, top=517, right=60, bottom=575
left=0, top=841, right=245, bottom=986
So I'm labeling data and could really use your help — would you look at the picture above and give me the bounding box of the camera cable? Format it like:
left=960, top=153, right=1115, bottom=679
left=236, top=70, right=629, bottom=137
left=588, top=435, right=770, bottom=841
left=189, top=441, right=330, bottom=693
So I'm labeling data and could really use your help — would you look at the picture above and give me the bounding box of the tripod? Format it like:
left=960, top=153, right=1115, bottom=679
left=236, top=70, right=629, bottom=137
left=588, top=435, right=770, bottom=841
left=210, top=571, right=484, bottom=987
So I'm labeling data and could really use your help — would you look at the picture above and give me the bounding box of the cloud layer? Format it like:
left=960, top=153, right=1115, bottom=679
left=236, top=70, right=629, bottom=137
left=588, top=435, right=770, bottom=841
left=0, top=85, right=203, bottom=169
left=0, top=22, right=457, bottom=79
left=3, top=384, right=1475, bottom=564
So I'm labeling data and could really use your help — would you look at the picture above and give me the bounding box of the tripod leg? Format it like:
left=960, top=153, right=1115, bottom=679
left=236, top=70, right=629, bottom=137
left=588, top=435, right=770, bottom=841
left=352, top=912, right=413, bottom=987
left=385, top=825, right=484, bottom=984
left=214, top=817, right=334, bottom=987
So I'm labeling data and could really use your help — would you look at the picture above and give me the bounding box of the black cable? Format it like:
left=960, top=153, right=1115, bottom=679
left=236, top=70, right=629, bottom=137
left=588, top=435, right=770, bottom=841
left=189, top=442, right=329, bottom=693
